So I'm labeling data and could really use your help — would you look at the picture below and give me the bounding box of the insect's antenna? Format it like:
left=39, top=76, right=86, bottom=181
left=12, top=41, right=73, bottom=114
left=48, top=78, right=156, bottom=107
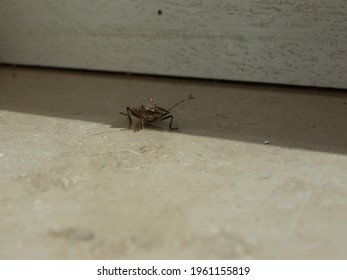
left=167, top=96, right=195, bottom=111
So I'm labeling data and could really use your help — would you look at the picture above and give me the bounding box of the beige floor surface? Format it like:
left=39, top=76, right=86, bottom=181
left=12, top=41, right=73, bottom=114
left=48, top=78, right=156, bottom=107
left=1, top=66, right=347, bottom=259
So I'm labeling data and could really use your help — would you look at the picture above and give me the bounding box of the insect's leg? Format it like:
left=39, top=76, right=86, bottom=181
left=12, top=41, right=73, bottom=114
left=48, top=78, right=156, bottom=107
left=120, top=107, right=133, bottom=122
left=120, top=107, right=134, bottom=129
left=168, top=116, right=178, bottom=130
left=160, top=115, right=178, bottom=130
left=134, top=118, right=144, bottom=132
left=125, top=107, right=133, bottom=123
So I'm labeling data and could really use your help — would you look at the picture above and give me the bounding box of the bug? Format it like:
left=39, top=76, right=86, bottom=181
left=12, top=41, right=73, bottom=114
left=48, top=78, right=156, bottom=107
left=120, top=95, right=194, bottom=131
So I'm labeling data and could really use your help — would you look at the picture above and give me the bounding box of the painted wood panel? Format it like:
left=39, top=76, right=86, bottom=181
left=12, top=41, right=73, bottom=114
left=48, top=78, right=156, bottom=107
left=0, top=0, right=346, bottom=88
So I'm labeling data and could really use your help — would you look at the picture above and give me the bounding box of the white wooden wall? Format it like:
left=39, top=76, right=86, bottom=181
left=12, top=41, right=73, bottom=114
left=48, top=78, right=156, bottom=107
left=1, top=0, right=346, bottom=88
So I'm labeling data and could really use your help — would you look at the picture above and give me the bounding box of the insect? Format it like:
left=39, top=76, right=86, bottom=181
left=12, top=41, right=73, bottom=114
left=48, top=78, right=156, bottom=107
left=120, top=95, right=194, bottom=131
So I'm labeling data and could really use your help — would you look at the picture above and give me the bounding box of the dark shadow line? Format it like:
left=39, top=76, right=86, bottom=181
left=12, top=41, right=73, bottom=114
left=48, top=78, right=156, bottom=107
left=2, top=63, right=346, bottom=93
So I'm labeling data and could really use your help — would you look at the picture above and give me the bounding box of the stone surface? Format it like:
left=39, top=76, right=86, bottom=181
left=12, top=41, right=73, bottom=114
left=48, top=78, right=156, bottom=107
left=1, top=66, right=347, bottom=259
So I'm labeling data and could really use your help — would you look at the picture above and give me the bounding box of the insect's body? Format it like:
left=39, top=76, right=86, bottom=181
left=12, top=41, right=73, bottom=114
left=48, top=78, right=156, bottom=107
left=135, top=105, right=169, bottom=122
left=121, top=96, right=194, bottom=131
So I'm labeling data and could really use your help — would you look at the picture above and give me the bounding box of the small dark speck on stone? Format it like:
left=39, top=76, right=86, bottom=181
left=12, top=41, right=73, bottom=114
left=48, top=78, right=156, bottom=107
left=343, top=102, right=346, bottom=105
left=157, top=10, right=162, bottom=15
